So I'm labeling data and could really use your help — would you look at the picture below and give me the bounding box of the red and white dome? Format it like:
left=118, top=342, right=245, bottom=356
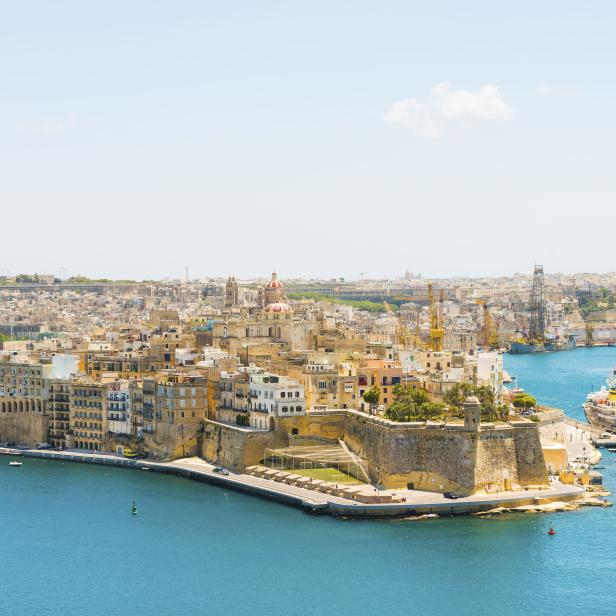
left=266, top=272, right=284, bottom=289
left=264, top=302, right=293, bottom=313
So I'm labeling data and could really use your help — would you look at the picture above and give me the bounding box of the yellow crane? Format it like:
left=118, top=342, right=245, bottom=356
left=383, top=301, right=417, bottom=349
left=428, top=283, right=444, bottom=351
left=476, top=298, right=499, bottom=349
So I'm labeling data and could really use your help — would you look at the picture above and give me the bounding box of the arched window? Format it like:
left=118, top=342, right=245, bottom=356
left=282, top=406, right=288, bottom=413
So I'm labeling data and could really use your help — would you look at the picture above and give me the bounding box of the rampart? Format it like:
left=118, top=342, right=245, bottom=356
left=0, top=413, right=48, bottom=445
left=199, top=410, right=548, bottom=494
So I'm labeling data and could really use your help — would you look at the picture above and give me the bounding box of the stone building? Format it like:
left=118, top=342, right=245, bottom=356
left=68, top=381, right=108, bottom=451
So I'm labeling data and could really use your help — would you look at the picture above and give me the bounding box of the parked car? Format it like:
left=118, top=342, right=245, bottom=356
left=36, top=442, right=51, bottom=450
left=213, top=466, right=229, bottom=476
left=443, top=492, right=460, bottom=500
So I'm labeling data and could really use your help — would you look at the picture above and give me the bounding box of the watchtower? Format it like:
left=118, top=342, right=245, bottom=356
left=463, top=396, right=481, bottom=432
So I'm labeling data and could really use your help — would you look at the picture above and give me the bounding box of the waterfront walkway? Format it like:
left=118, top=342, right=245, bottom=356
left=0, top=447, right=586, bottom=518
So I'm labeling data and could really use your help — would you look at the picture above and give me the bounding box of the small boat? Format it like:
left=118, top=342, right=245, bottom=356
left=594, top=466, right=605, bottom=470
left=131, top=498, right=138, bottom=515
left=548, top=527, right=556, bottom=536
left=8, top=460, right=22, bottom=467
left=608, top=448, right=616, bottom=453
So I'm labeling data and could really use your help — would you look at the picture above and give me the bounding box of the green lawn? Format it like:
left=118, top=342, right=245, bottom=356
left=290, top=467, right=364, bottom=485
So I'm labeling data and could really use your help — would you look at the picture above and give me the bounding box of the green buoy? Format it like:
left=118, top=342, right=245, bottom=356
left=132, top=498, right=138, bottom=515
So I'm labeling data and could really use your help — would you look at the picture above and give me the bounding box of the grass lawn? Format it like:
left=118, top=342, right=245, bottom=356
left=291, top=467, right=364, bottom=485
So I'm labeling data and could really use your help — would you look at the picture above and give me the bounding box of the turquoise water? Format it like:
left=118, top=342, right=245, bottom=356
left=2, top=347, right=616, bottom=616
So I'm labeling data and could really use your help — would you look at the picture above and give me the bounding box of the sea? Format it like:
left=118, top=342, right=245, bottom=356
left=2, top=346, right=616, bottom=616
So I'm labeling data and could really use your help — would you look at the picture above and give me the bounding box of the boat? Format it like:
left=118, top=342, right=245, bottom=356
left=548, top=527, right=556, bottom=536
left=510, top=335, right=576, bottom=354
left=544, top=335, right=577, bottom=352
left=583, top=366, right=616, bottom=432
left=609, top=448, right=616, bottom=453
left=131, top=498, right=138, bottom=515
left=509, top=340, right=544, bottom=354
left=9, top=460, right=23, bottom=467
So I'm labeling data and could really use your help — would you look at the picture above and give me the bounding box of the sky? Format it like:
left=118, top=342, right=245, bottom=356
left=1, top=1, right=615, bottom=281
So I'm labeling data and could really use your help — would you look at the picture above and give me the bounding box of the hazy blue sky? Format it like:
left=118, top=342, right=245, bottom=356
left=1, top=1, right=615, bottom=280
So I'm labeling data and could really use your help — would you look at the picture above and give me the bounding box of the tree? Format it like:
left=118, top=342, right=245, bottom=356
left=385, top=385, right=446, bottom=422
left=444, top=382, right=507, bottom=422
left=512, top=393, right=536, bottom=410
left=362, top=385, right=381, bottom=414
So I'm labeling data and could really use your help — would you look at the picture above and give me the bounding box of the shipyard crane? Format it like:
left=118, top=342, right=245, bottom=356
left=383, top=301, right=414, bottom=348
left=427, top=283, right=444, bottom=351
left=476, top=299, right=499, bottom=350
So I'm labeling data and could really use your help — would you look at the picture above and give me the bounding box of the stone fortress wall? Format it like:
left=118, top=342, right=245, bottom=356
left=0, top=413, right=49, bottom=446
left=199, top=403, right=549, bottom=495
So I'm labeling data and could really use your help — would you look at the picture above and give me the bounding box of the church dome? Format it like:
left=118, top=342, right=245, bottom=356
left=264, top=302, right=293, bottom=313
left=266, top=272, right=284, bottom=289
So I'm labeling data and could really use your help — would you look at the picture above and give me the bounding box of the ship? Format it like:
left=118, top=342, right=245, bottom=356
left=509, top=340, right=544, bottom=354
left=508, top=334, right=575, bottom=354
left=583, top=366, right=616, bottom=431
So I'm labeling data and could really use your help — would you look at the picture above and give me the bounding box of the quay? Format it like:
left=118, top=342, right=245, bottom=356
left=0, top=447, right=586, bottom=518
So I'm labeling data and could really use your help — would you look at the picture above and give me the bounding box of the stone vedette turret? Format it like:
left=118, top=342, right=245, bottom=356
left=463, top=395, right=481, bottom=432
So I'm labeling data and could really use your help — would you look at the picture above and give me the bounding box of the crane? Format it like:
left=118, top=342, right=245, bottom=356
left=383, top=301, right=421, bottom=350
left=383, top=301, right=414, bottom=348
left=428, top=283, right=444, bottom=351
left=476, top=298, right=499, bottom=350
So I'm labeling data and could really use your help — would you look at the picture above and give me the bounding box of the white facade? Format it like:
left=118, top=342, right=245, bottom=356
left=476, top=351, right=504, bottom=399
left=107, top=381, right=131, bottom=435
left=249, top=372, right=305, bottom=430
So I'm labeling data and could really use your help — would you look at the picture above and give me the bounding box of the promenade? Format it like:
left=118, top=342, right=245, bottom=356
left=0, top=447, right=587, bottom=518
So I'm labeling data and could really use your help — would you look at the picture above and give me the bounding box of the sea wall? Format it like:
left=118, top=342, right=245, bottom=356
left=199, top=410, right=548, bottom=494
left=0, top=413, right=48, bottom=446
left=143, top=422, right=201, bottom=460
left=341, top=413, right=548, bottom=493
left=200, top=420, right=280, bottom=471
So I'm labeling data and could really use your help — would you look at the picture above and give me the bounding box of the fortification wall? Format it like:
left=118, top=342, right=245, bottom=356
left=0, top=413, right=49, bottom=446
left=144, top=422, right=201, bottom=460
left=198, top=410, right=548, bottom=494
left=342, top=414, right=548, bottom=493
left=535, top=409, right=567, bottom=443
left=200, top=421, right=281, bottom=471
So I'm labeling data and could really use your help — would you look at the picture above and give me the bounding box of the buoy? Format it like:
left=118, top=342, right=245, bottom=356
left=548, top=527, right=556, bottom=535
left=132, top=498, right=138, bottom=515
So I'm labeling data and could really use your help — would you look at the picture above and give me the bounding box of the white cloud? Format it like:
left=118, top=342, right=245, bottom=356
left=385, top=81, right=511, bottom=138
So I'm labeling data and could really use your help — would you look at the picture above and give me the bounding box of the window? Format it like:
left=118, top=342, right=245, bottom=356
left=281, top=392, right=286, bottom=398
left=295, top=391, right=300, bottom=397
left=282, top=406, right=288, bottom=412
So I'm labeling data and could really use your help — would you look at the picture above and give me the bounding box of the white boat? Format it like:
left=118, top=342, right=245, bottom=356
left=584, top=366, right=616, bottom=431
left=9, top=460, right=23, bottom=467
